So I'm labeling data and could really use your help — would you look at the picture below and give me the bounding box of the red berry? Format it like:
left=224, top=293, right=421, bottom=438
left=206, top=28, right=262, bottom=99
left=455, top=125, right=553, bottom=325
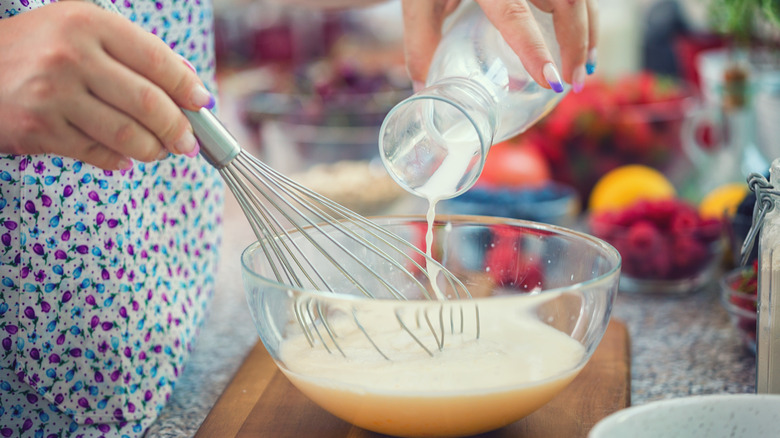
left=626, top=221, right=662, bottom=252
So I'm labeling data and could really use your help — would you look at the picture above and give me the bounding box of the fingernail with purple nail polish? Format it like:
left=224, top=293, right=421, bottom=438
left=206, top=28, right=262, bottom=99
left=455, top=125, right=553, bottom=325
left=185, top=140, right=201, bottom=158
left=543, top=63, right=564, bottom=93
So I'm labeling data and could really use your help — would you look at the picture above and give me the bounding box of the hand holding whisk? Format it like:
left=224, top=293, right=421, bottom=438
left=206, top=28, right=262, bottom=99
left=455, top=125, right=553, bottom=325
left=88, top=0, right=477, bottom=359
left=187, top=107, right=478, bottom=359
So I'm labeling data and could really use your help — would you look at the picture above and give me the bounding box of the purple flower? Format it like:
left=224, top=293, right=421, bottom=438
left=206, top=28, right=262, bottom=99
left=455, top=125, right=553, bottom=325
left=56, top=334, right=65, bottom=345
left=98, top=424, right=110, bottom=433
left=54, top=393, right=64, bottom=404
left=110, top=370, right=121, bottom=382
left=29, top=348, right=40, bottom=360
left=62, top=291, right=72, bottom=303
left=49, top=354, right=60, bottom=363
left=4, top=324, right=17, bottom=334
left=78, top=398, right=90, bottom=409
left=119, top=306, right=128, bottom=318
left=90, top=315, right=100, bottom=328
left=96, top=212, right=105, bottom=225
left=55, top=250, right=67, bottom=260
left=75, top=245, right=88, bottom=254
left=88, top=191, right=100, bottom=202
left=101, top=322, right=113, bottom=331
left=34, top=270, right=46, bottom=282
left=107, top=219, right=119, bottom=228
left=24, top=306, right=36, bottom=320
left=40, top=194, right=52, bottom=207
left=1, top=233, right=10, bottom=247
left=3, top=220, right=17, bottom=231
left=86, top=296, right=97, bottom=307
left=101, top=269, right=110, bottom=280
left=144, top=390, right=153, bottom=401
left=60, top=230, right=70, bottom=241
left=32, top=243, right=44, bottom=255
left=40, top=301, right=51, bottom=313
left=1, top=337, right=11, bottom=351
left=24, top=200, right=36, bottom=214
left=70, top=348, right=82, bottom=357
left=63, top=185, right=73, bottom=197
left=1, top=428, right=13, bottom=437
left=26, top=393, right=38, bottom=404
left=94, top=371, right=104, bottom=383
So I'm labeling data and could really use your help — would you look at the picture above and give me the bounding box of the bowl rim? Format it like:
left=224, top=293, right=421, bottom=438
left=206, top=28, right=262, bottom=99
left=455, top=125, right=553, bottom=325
left=240, top=214, right=622, bottom=301
left=720, top=266, right=758, bottom=320
left=589, top=394, right=780, bottom=437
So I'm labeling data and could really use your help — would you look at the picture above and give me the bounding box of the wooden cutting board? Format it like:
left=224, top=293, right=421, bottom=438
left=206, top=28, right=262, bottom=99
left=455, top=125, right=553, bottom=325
left=195, top=319, right=630, bottom=438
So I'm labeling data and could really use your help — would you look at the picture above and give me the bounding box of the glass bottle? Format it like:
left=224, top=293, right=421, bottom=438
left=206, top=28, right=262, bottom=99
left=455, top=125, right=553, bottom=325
left=378, top=0, right=567, bottom=200
left=754, top=158, right=780, bottom=394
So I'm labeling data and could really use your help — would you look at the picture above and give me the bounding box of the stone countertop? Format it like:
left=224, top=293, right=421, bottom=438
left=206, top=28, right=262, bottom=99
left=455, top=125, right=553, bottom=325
left=145, top=192, right=757, bottom=437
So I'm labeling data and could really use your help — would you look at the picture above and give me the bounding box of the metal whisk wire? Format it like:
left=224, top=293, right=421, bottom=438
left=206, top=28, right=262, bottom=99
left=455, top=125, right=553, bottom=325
left=88, top=0, right=478, bottom=360
left=186, top=108, right=478, bottom=358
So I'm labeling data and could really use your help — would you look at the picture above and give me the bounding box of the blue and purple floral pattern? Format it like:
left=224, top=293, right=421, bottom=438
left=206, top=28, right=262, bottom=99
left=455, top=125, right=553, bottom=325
left=0, top=0, right=222, bottom=436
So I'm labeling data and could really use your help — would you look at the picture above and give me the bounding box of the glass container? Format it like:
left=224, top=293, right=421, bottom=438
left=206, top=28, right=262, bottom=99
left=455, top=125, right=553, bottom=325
left=378, top=1, right=567, bottom=200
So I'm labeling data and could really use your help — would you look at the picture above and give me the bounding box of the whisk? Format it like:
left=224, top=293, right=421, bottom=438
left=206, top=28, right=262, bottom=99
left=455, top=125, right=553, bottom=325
left=186, top=108, right=478, bottom=359
left=89, top=0, right=477, bottom=358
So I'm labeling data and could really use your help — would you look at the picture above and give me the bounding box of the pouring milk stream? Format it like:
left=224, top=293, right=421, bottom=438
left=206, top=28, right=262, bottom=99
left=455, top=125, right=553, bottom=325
left=378, top=0, right=568, bottom=288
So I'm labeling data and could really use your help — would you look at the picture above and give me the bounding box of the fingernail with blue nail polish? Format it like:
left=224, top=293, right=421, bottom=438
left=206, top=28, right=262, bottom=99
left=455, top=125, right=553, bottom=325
left=543, top=63, right=564, bottom=93
left=586, top=48, right=598, bottom=75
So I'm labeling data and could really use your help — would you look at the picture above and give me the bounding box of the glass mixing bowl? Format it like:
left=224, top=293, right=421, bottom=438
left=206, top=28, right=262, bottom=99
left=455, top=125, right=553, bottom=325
left=241, top=215, right=621, bottom=437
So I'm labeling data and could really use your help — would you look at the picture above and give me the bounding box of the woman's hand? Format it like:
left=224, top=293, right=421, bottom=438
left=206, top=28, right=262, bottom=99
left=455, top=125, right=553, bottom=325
left=401, top=0, right=598, bottom=93
left=0, top=1, right=213, bottom=170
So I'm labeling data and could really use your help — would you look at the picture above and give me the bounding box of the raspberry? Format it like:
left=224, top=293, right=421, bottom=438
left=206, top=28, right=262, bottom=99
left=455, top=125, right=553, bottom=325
left=626, top=221, right=662, bottom=252
left=670, top=237, right=708, bottom=277
left=484, top=226, right=545, bottom=290
left=669, top=210, right=700, bottom=234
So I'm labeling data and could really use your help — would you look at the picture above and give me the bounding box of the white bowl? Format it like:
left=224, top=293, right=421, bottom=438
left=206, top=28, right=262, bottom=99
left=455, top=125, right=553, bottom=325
left=589, top=394, right=780, bottom=438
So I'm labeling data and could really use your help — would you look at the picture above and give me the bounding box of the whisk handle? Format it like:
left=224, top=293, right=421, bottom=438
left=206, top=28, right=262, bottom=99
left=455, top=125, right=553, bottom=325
left=184, top=108, right=241, bottom=169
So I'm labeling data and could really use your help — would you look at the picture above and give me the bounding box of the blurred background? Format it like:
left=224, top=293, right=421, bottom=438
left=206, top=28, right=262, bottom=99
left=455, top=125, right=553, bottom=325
left=210, top=0, right=779, bottom=280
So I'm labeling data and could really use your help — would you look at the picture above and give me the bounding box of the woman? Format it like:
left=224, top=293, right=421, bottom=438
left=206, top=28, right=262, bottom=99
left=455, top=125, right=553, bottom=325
left=0, top=0, right=596, bottom=436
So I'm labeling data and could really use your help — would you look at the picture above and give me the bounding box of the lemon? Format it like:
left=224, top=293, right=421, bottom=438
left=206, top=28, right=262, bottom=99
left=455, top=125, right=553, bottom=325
left=698, top=183, right=748, bottom=219
left=589, top=165, right=677, bottom=213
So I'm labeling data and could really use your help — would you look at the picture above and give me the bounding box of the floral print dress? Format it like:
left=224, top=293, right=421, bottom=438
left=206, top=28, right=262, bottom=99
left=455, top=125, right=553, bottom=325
left=0, top=0, right=223, bottom=437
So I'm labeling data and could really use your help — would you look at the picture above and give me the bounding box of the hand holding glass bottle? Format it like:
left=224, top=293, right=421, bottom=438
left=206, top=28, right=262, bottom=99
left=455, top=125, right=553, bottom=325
left=400, top=0, right=598, bottom=93
left=382, top=0, right=596, bottom=200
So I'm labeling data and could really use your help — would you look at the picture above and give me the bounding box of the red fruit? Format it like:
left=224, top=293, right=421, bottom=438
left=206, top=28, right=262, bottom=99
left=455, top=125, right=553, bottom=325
left=697, top=217, right=724, bottom=242
left=670, top=237, right=708, bottom=277
left=730, top=293, right=757, bottom=312
left=626, top=221, right=662, bottom=252
left=638, top=198, right=679, bottom=229
left=477, top=140, right=551, bottom=188
left=484, top=226, right=544, bottom=290
left=669, top=210, right=701, bottom=234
